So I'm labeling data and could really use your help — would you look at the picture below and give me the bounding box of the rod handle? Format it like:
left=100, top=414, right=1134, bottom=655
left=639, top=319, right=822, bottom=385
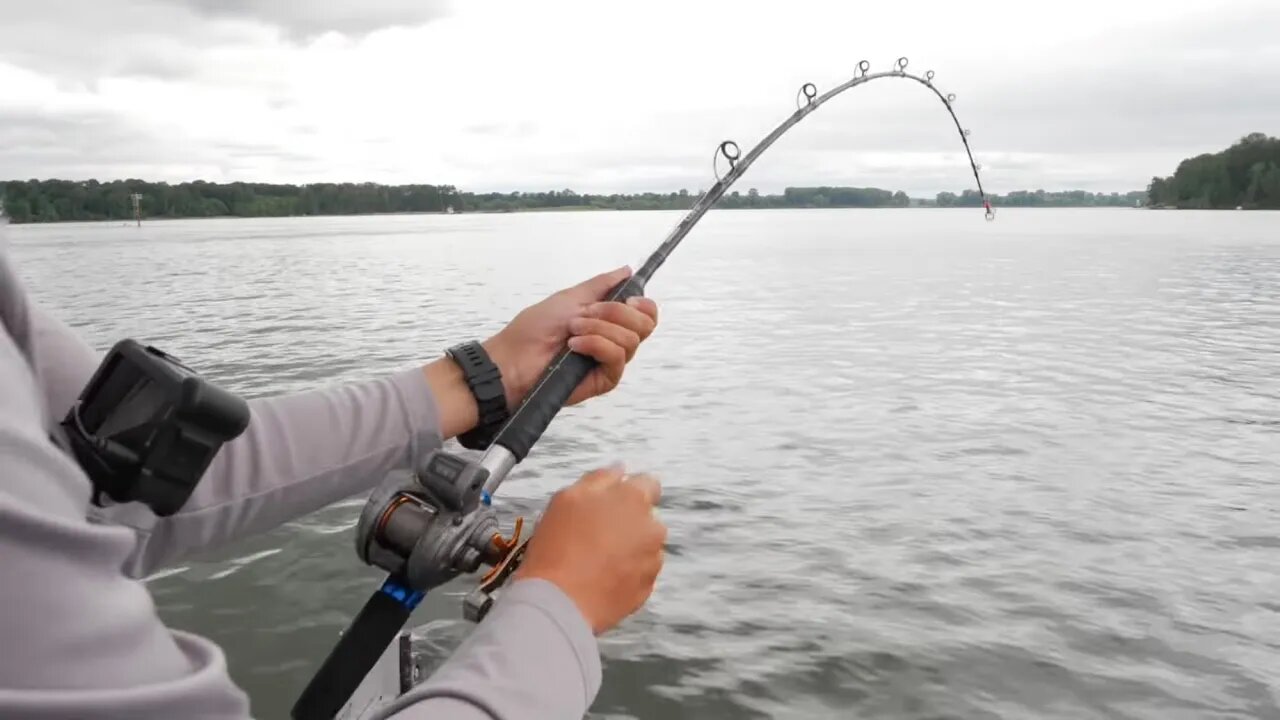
left=493, top=276, right=646, bottom=462
left=292, top=578, right=419, bottom=719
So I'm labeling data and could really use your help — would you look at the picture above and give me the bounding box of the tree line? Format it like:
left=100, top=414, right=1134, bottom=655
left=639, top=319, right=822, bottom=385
left=1, top=179, right=1150, bottom=224
left=0, top=182, right=914, bottom=222
left=0, top=180, right=462, bottom=223
left=1147, top=133, right=1280, bottom=209
left=473, top=187, right=1141, bottom=211
left=462, top=186, right=912, bottom=212
left=934, top=189, right=1145, bottom=208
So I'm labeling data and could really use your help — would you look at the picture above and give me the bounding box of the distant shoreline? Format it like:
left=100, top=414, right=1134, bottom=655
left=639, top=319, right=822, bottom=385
left=2, top=204, right=1173, bottom=227
left=1, top=180, right=1149, bottom=224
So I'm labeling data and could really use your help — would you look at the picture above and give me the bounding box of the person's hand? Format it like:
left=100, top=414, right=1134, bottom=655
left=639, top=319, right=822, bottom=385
left=483, top=265, right=659, bottom=409
left=422, top=265, right=659, bottom=439
left=514, top=464, right=666, bottom=635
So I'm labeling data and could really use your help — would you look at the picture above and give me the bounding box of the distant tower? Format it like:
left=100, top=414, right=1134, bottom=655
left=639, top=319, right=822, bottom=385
left=130, top=193, right=143, bottom=226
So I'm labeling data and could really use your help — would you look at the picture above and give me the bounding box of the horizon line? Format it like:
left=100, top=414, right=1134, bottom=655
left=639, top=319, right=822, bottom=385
left=1, top=178, right=1147, bottom=199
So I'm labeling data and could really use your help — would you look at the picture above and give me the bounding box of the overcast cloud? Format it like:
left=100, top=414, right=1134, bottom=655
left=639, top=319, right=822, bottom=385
left=1, top=0, right=1277, bottom=195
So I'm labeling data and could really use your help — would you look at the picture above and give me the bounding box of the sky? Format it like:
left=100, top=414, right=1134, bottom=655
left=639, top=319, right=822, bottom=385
left=0, top=0, right=1277, bottom=196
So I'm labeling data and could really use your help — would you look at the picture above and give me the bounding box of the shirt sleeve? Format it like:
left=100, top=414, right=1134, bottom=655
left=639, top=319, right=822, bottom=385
left=23, top=297, right=446, bottom=578
left=372, top=579, right=603, bottom=720
left=96, top=365, right=445, bottom=577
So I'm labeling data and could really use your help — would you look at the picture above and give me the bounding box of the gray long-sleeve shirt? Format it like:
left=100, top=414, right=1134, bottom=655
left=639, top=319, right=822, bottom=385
left=0, top=237, right=601, bottom=719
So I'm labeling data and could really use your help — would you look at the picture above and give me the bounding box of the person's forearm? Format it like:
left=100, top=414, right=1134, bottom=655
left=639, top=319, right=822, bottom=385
left=24, top=293, right=499, bottom=576
left=423, top=355, right=484, bottom=441
left=100, top=365, right=450, bottom=576
left=423, top=337, right=527, bottom=439
left=424, top=353, right=481, bottom=438
left=109, top=337, right=532, bottom=575
left=25, top=279, right=535, bottom=577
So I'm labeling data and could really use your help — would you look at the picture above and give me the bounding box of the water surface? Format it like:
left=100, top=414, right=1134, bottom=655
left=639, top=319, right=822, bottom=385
left=8, top=208, right=1280, bottom=719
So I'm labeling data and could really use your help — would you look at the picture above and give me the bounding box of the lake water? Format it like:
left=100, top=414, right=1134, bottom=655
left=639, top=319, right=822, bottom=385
left=6, top=208, right=1280, bottom=719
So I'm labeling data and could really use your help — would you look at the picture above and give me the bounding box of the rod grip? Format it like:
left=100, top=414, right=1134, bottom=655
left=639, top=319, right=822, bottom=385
left=292, top=581, right=418, bottom=720
left=494, top=277, right=645, bottom=462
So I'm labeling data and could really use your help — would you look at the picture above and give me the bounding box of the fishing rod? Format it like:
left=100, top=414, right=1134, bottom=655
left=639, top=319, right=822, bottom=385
left=292, top=56, right=993, bottom=720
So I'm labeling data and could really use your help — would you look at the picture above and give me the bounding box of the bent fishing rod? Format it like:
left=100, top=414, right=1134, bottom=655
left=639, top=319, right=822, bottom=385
left=292, top=56, right=994, bottom=720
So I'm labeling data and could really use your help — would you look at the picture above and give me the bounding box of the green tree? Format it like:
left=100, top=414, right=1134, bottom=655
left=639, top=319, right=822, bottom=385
left=1147, top=176, right=1170, bottom=206
left=3, top=198, right=32, bottom=222
left=1147, top=133, right=1280, bottom=209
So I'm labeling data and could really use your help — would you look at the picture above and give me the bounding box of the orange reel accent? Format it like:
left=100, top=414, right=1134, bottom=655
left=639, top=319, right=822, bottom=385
left=480, top=516, right=525, bottom=585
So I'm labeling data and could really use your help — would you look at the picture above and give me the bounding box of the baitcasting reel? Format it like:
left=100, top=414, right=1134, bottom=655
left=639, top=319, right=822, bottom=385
left=355, top=449, right=528, bottom=622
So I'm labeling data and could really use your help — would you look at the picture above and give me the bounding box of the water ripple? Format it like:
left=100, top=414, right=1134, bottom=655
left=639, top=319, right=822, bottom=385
left=8, top=209, right=1280, bottom=719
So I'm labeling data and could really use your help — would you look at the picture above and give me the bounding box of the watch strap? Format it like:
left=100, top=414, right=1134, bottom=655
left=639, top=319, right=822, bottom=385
left=445, top=341, right=508, bottom=450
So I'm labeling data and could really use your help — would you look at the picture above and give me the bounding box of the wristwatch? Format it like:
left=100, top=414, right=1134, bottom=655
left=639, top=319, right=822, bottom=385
left=445, top=340, right=509, bottom=450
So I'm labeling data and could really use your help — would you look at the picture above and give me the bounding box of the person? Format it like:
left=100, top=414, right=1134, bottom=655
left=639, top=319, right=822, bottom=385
left=0, top=225, right=668, bottom=720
